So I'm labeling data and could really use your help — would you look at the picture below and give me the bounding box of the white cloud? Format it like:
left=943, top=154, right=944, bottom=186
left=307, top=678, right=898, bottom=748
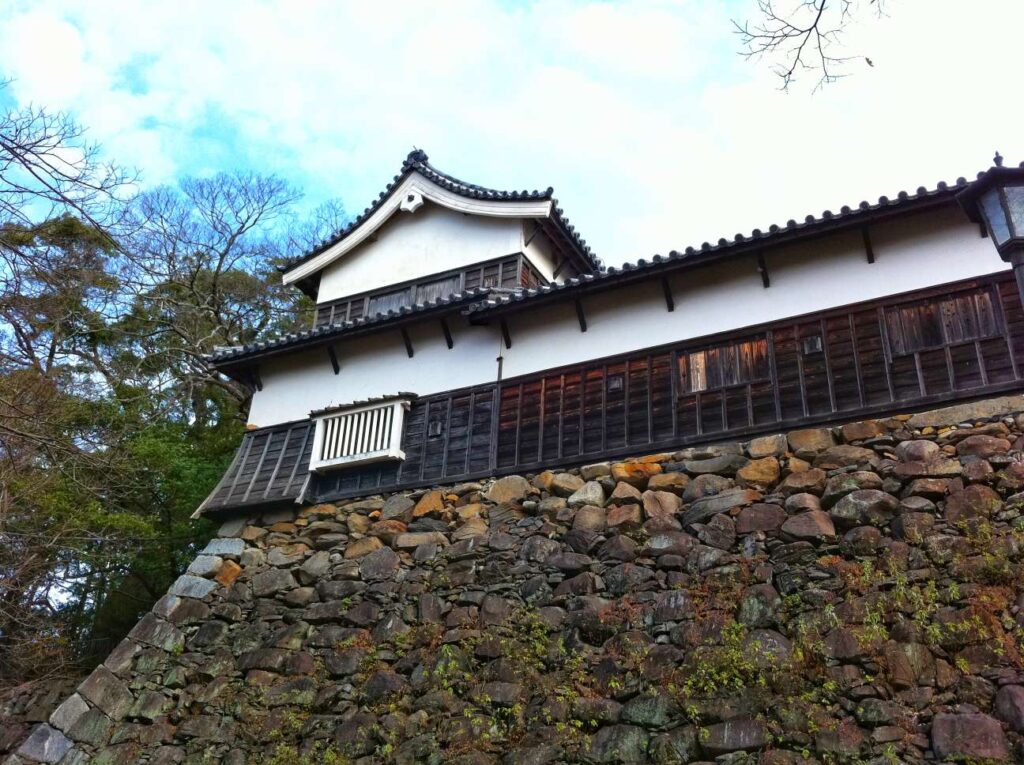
left=1, top=0, right=1023, bottom=266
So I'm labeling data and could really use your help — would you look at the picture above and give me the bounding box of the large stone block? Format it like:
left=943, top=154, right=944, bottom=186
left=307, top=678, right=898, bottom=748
left=201, top=537, right=245, bottom=558
left=78, top=666, right=133, bottom=720
left=16, top=724, right=73, bottom=763
left=168, top=574, right=218, bottom=600
left=931, top=713, right=1009, bottom=761
left=48, top=694, right=89, bottom=734
left=908, top=395, right=1024, bottom=428
left=251, top=568, right=296, bottom=597
left=702, top=718, right=767, bottom=755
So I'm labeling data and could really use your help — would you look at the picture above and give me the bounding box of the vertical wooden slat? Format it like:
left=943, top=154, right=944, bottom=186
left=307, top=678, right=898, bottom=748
left=577, top=364, right=586, bottom=455
left=600, top=364, right=608, bottom=452
left=767, top=329, right=782, bottom=423
left=419, top=400, right=432, bottom=481
left=282, top=424, right=313, bottom=495
left=876, top=306, right=896, bottom=402
left=670, top=350, right=680, bottom=439
left=914, top=353, right=927, bottom=396
left=943, top=345, right=956, bottom=391
left=488, top=386, right=500, bottom=473
left=848, top=314, right=866, bottom=407
left=993, top=283, right=1020, bottom=380
left=226, top=435, right=256, bottom=503
left=263, top=427, right=293, bottom=499
left=794, top=323, right=809, bottom=417
left=463, top=390, right=476, bottom=475
left=513, top=384, right=524, bottom=466
left=440, top=396, right=454, bottom=477
left=975, top=339, right=990, bottom=386
left=820, top=318, right=837, bottom=412
left=557, top=373, right=565, bottom=460
left=537, top=376, right=546, bottom=461
left=646, top=356, right=654, bottom=445
left=623, top=360, right=630, bottom=444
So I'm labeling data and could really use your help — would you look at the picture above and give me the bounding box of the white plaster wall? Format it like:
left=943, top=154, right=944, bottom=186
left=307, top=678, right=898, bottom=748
left=247, top=316, right=502, bottom=427
left=317, top=203, right=525, bottom=304
left=501, top=207, right=1008, bottom=376
left=521, top=224, right=559, bottom=282
left=247, top=207, right=1011, bottom=428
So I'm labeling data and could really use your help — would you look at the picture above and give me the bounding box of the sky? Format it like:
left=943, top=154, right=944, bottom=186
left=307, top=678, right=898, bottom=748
left=2, top=0, right=1024, bottom=268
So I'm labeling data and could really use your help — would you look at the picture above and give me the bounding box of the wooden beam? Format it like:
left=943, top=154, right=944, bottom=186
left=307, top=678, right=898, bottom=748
left=400, top=328, right=414, bottom=358
left=661, top=277, right=675, bottom=312
left=862, top=227, right=876, bottom=264
left=440, top=318, right=454, bottom=349
left=327, top=345, right=340, bottom=375
left=524, top=221, right=543, bottom=248
left=979, top=222, right=988, bottom=238
left=756, top=252, right=770, bottom=288
left=575, top=299, right=588, bottom=332
left=552, top=257, right=569, bottom=279
left=500, top=318, right=512, bottom=349
left=251, top=367, right=263, bottom=392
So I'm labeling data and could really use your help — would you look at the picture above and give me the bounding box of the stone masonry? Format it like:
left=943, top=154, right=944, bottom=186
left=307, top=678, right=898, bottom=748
left=9, top=396, right=1024, bottom=763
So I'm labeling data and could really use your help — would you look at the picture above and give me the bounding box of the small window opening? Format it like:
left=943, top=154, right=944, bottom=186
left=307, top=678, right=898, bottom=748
left=802, top=335, right=823, bottom=355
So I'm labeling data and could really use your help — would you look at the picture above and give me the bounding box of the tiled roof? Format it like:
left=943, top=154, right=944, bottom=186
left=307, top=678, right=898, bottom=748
left=212, top=165, right=994, bottom=369
left=463, top=174, right=976, bottom=315
left=281, top=149, right=602, bottom=275
left=208, top=287, right=499, bottom=365
left=309, top=392, right=417, bottom=418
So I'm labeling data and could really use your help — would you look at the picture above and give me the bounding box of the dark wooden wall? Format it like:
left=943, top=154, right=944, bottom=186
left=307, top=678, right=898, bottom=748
left=205, top=272, right=1024, bottom=513
left=202, top=420, right=315, bottom=512
left=312, top=272, right=1024, bottom=502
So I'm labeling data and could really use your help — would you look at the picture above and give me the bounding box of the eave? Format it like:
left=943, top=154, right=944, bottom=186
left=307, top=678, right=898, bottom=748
left=208, top=287, right=495, bottom=378
left=463, top=179, right=971, bottom=320
left=280, top=149, right=602, bottom=291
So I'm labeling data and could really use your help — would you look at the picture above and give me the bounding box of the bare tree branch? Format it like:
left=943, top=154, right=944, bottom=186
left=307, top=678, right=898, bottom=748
left=734, top=0, right=886, bottom=91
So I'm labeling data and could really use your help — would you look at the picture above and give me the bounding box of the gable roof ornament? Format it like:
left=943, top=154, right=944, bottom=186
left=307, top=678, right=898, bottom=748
left=279, top=149, right=601, bottom=293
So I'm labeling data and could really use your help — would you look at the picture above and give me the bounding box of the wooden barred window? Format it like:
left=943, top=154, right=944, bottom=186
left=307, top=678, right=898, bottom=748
left=314, top=254, right=548, bottom=328
left=309, top=398, right=411, bottom=472
left=414, top=275, right=461, bottom=305
left=678, top=336, right=771, bottom=393
left=886, top=287, right=1000, bottom=355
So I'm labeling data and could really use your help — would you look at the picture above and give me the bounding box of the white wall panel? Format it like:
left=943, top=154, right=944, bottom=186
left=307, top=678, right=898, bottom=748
left=317, top=204, right=524, bottom=303
left=248, top=208, right=1011, bottom=428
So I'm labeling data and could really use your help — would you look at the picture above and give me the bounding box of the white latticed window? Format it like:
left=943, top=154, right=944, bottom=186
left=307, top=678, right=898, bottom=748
left=309, top=398, right=410, bottom=471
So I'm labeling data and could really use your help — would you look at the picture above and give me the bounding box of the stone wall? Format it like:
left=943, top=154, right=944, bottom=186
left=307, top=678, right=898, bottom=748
left=9, top=396, right=1024, bottom=764
left=1, top=682, right=78, bottom=760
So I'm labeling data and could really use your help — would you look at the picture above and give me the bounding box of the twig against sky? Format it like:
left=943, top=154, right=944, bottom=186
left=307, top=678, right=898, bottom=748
left=734, top=0, right=887, bottom=91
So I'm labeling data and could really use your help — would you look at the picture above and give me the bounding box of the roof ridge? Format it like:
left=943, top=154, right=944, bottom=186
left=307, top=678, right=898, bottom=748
left=460, top=172, right=979, bottom=316
left=281, top=149, right=600, bottom=275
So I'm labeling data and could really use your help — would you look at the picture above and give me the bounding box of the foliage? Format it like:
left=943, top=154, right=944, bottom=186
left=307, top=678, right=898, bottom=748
left=0, top=82, right=346, bottom=689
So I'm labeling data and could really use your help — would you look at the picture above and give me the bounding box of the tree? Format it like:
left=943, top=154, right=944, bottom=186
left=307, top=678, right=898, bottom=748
left=0, top=82, right=349, bottom=686
left=735, top=1, right=887, bottom=91
left=115, top=176, right=344, bottom=424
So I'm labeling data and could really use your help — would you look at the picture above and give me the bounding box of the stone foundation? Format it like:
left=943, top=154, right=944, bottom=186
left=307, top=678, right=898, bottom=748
left=9, top=396, right=1024, bottom=764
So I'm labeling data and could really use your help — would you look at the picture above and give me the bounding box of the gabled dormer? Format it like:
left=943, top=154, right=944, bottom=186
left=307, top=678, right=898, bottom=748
left=279, top=150, right=601, bottom=326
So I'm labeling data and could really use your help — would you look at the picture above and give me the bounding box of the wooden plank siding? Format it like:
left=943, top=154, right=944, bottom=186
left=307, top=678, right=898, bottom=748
left=201, top=420, right=315, bottom=512
left=310, top=271, right=1024, bottom=503
left=204, top=271, right=1024, bottom=513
